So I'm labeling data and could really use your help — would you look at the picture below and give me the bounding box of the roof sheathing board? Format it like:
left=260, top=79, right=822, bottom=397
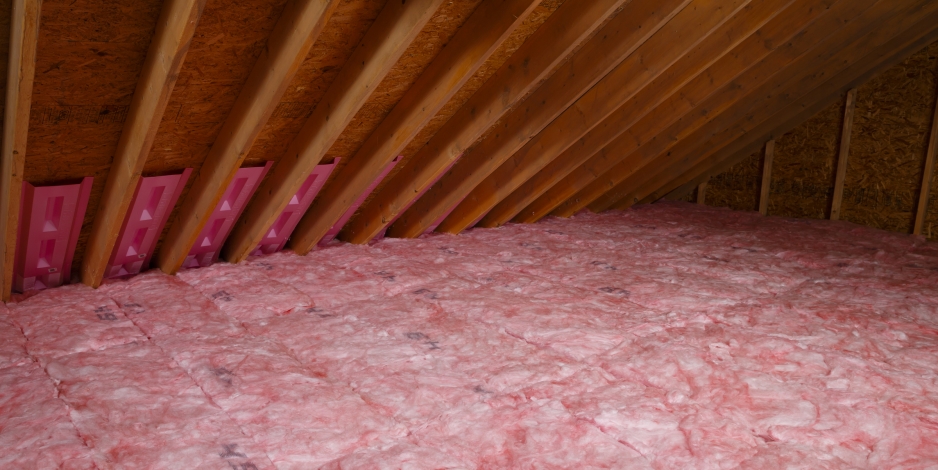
left=319, top=0, right=484, bottom=179
left=704, top=40, right=938, bottom=239
left=437, top=0, right=602, bottom=195
left=26, top=0, right=163, bottom=184
left=143, top=0, right=291, bottom=176
left=245, top=0, right=389, bottom=168
left=843, top=41, right=938, bottom=234
left=769, top=98, right=848, bottom=221
left=143, top=0, right=291, bottom=261
left=23, top=0, right=164, bottom=281
left=395, top=0, right=566, bottom=163
left=354, top=0, right=569, bottom=218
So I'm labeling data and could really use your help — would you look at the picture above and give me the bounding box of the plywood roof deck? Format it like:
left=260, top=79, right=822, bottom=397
left=0, top=0, right=936, bottom=299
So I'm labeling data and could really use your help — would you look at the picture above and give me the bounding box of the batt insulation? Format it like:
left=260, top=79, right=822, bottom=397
left=1, top=201, right=938, bottom=468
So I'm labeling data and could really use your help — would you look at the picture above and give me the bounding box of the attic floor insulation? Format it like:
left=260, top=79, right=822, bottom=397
left=2, top=201, right=938, bottom=468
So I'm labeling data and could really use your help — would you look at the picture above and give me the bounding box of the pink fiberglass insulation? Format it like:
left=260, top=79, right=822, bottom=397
left=102, top=273, right=401, bottom=469
left=8, top=284, right=147, bottom=366
left=45, top=342, right=274, bottom=469
left=0, top=303, right=30, bottom=368
left=155, top=332, right=400, bottom=468
left=103, top=271, right=246, bottom=340
left=2, top=201, right=938, bottom=467
left=5, top=280, right=275, bottom=468
left=177, top=262, right=312, bottom=323
left=0, top=362, right=98, bottom=468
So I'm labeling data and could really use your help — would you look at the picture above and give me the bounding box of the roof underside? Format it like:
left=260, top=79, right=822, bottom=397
left=1, top=0, right=937, bottom=299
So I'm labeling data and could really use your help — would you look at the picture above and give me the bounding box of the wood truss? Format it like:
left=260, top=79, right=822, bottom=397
left=1, top=0, right=936, bottom=299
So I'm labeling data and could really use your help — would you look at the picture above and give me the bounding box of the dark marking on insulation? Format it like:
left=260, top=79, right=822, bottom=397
left=212, top=291, right=234, bottom=302
left=122, top=302, right=146, bottom=314
left=219, top=444, right=246, bottom=458
left=598, top=287, right=630, bottom=297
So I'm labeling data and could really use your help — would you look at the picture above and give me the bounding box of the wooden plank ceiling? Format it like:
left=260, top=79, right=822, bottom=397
left=1, top=0, right=936, bottom=298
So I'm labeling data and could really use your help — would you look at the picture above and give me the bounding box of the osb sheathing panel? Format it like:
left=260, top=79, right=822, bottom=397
left=246, top=0, right=388, bottom=167
left=431, top=0, right=609, bottom=200
left=357, top=0, right=567, bottom=213
left=676, top=189, right=695, bottom=204
left=247, top=0, right=491, bottom=219
left=706, top=150, right=761, bottom=212
left=703, top=39, right=938, bottom=241
left=766, top=96, right=845, bottom=221
left=24, top=0, right=163, bottom=280
left=393, top=0, right=565, bottom=164
left=707, top=95, right=846, bottom=219
left=842, top=42, right=938, bottom=238
left=145, top=0, right=291, bottom=260
left=294, top=0, right=485, bottom=209
left=323, top=0, right=483, bottom=164
left=145, top=0, right=290, bottom=175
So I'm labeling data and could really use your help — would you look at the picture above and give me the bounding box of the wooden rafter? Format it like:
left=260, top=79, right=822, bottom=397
left=0, top=0, right=929, bottom=294
left=511, top=0, right=859, bottom=223
left=603, top=24, right=932, bottom=214
left=478, top=0, right=804, bottom=229
left=588, top=2, right=896, bottom=213
left=385, top=0, right=691, bottom=239
left=453, top=0, right=785, bottom=233
left=153, top=0, right=338, bottom=274
left=217, top=0, right=444, bottom=262
left=759, top=139, right=775, bottom=215
left=830, top=88, right=857, bottom=221
left=632, top=19, right=938, bottom=209
left=340, top=0, right=630, bottom=245
left=1, top=0, right=41, bottom=302
left=637, top=37, right=938, bottom=209
left=81, top=0, right=206, bottom=288
left=431, top=0, right=738, bottom=236
left=250, top=0, right=542, bottom=257
left=551, top=0, right=930, bottom=218
left=612, top=10, right=938, bottom=213
left=913, top=80, right=938, bottom=235
left=697, top=178, right=709, bottom=205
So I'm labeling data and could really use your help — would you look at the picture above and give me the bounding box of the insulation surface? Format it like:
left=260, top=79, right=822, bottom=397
left=2, top=201, right=938, bottom=468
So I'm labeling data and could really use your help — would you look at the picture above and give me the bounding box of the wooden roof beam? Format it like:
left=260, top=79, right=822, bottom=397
left=829, top=87, right=857, bottom=220
left=215, top=0, right=444, bottom=261
left=633, top=24, right=938, bottom=210
left=548, top=0, right=930, bottom=218
left=341, top=0, right=630, bottom=244
left=610, top=10, right=938, bottom=212
left=154, top=0, right=339, bottom=274
left=697, top=178, right=709, bottom=205
left=758, top=139, right=775, bottom=215
left=474, top=0, right=804, bottom=229
left=439, top=0, right=760, bottom=233
left=495, top=0, right=841, bottom=226
left=422, top=0, right=738, bottom=236
left=80, top=0, right=206, bottom=288
left=913, top=77, right=938, bottom=235
left=516, top=0, right=887, bottom=222
left=506, top=0, right=869, bottom=222
left=232, top=0, right=542, bottom=258
left=623, top=13, right=938, bottom=210
left=1, top=0, right=42, bottom=301
left=385, top=0, right=693, bottom=239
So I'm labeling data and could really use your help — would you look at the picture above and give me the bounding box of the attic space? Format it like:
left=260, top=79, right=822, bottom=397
left=4, top=203, right=938, bottom=467
left=1, top=0, right=937, bottom=467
